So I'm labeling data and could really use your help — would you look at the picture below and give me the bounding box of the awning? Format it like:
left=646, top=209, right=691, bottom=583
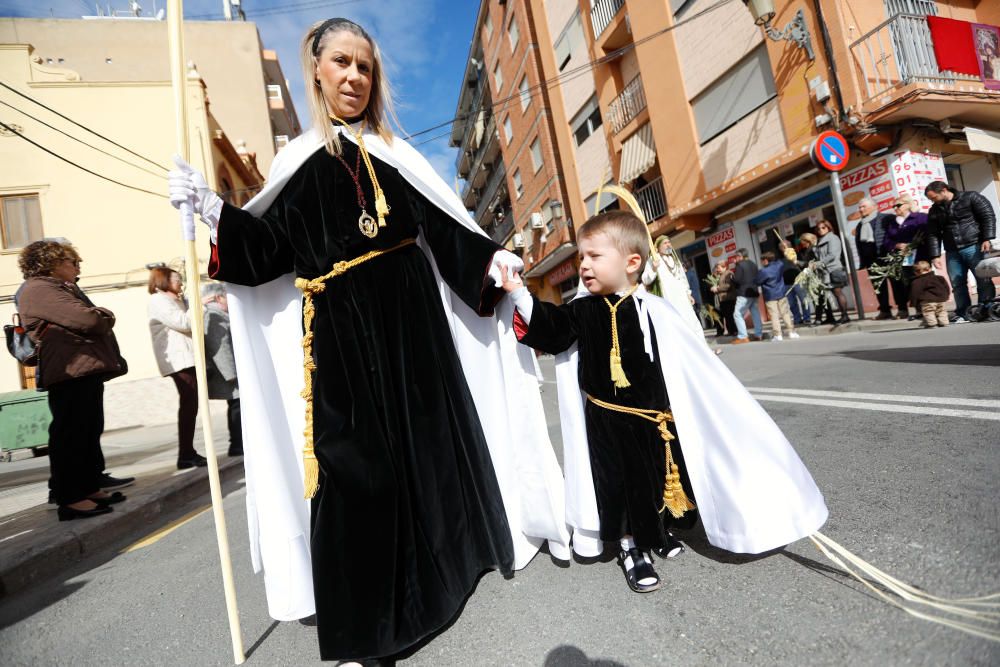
left=523, top=242, right=577, bottom=279
left=619, top=122, right=656, bottom=184
left=965, top=127, right=1000, bottom=155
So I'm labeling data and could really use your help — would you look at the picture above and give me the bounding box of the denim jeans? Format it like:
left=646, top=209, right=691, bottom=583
left=786, top=284, right=811, bottom=323
left=946, top=245, right=996, bottom=318
left=734, top=295, right=763, bottom=339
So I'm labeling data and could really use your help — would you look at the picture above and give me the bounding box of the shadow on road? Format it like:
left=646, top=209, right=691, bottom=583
left=674, top=523, right=778, bottom=565
left=245, top=619, right=280, bottom=659
left=544, top=645, right=626, bottom=666
left=839, top=344, right=1000, bottom=366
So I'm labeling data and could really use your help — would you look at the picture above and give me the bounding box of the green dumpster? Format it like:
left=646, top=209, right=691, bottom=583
left=0, top=390, right=51, bottom=462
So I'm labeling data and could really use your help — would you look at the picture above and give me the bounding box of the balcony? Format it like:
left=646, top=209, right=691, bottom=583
left=607, top=75, right=647, bottom=134
left=589, top=0, right=624, bottom=39
left=474, top=161, right=507, bottom=225
left=484, top=212, right=515, bottom=246
left=461, top=115, right=499, bottom=202
left=635, top=176, right=667, bottom=223
left=849, top=13, right=986, bottom=122
left=454, top=76, right=488, bottom=176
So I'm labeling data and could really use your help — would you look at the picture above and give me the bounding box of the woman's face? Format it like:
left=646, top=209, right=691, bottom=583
left=315, top=30, right=374, bottom=120
left=168, top=271, right=183, bottom=294
left=816, top=222, right=830, bottom=237
left=51, top=255, right=80, bottom=283
left=893, top=200, right=911, bottom=216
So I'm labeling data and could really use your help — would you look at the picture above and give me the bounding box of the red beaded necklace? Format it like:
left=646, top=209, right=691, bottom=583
left=334, top=146, right=376, bottom=237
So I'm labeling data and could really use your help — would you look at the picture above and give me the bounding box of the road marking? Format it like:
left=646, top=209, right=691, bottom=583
left=747, top=387, right=1000, bottom=409
left=121, top=505, right=211, bottom=553
left=0, top=529, right=32, bottom=544
left=751, top=393, right=1000, bottom=421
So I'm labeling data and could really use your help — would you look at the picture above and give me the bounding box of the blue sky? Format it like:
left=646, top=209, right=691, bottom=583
left=0, top=0, right=479, bottom=182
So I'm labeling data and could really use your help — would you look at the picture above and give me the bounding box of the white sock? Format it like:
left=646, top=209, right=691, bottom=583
left=620, top=536, right=636, bottom=551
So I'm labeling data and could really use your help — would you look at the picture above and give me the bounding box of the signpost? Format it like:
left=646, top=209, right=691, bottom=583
left=810, top=130, right=866, bottom=321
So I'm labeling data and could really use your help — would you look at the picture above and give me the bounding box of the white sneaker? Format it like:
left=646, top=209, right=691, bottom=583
left=788, top=332, right=800, bottom=339
left=771, top=335, right=783, bottom=342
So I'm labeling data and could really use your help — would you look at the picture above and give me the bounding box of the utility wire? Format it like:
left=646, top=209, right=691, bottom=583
left=0, top=120, right=167, bottom=199
left=0, top=99, right=167, bottom=178
left=189, top=0, right=362, bottom=20
left=0, top=81, right=169, bottom=172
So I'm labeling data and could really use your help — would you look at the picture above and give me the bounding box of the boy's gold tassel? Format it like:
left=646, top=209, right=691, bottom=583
left=658, top=417, right=695, bottom=518
left=604, top=285, right=638, bottom=390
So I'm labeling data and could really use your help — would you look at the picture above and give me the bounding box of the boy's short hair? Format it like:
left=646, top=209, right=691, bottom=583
left=577, top=210, right=649, bottom=264
left=914, top=260, right=932, bottom=274
left=761, top=251, right=776, bottom=262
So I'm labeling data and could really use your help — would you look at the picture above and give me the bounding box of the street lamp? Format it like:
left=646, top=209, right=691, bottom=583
left=742, top=0, right=815, bottom=61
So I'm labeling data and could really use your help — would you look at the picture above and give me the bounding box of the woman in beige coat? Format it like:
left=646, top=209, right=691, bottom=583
left=147, top=267, right=205, bottom=468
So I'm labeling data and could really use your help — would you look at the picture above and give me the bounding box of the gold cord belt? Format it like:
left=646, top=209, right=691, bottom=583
left=586, top=394, right=696, bottom=519
left=295, top=238, right=417, bottom=498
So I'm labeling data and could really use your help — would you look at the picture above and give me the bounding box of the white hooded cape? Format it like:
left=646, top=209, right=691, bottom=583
left=224, top=127, right=571, bottom=621
left=554, top=287, right=828, bottom=558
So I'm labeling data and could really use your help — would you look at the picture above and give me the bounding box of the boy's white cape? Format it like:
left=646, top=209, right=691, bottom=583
left=224, top=126, right=570, bottom=621
left=554, top=287, right=828, bottom=557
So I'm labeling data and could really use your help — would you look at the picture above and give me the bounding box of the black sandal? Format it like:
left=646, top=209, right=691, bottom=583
left=619, top=547, right=661, bottom=593
left=653, top=531, right=685, bottom=559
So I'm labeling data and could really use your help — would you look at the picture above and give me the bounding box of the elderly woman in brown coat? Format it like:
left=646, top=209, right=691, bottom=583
left=16, top=240, right=128, bottom=520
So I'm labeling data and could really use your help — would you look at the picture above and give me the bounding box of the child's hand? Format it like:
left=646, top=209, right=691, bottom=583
left=499, top=265, right=524, bottom=293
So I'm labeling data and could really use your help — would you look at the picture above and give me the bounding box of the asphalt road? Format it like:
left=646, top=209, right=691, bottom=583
left=1, top=324, right=998, bottom=666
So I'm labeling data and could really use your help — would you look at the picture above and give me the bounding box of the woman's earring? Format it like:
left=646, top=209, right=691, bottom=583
left=314, top=79, right=321, bottom=87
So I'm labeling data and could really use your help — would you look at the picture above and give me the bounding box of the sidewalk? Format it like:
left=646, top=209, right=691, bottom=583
left=707, top=309, right=927, bottom=344
left=0, top=410, right=244, bottom=600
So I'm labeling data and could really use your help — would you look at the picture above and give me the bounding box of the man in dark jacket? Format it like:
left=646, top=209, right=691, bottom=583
left=730, top=249, right=763, bottom=343
left=924, top=181, right=997, bottom=321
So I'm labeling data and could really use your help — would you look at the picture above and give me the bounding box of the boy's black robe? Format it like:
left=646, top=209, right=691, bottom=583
left=209, top=142, right=514, bottom=661
left=515, top=294, right=696, bottom=551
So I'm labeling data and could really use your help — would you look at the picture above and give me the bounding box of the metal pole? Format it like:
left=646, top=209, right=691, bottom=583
left=829, top=171, right=866, bottom=320
left=167, top=2, right=245, bottom=663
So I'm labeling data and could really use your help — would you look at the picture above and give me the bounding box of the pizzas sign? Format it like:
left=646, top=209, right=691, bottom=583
left=708, top=228, right=734, bottom=246
left=839, top=159, right=888, bottom=190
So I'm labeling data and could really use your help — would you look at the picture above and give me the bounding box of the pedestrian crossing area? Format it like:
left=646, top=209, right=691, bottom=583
left=747, top=386, right=1000, bottom=421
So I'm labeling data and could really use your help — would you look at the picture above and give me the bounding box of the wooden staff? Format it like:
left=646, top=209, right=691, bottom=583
left=167, top=2, right=245, bottom=663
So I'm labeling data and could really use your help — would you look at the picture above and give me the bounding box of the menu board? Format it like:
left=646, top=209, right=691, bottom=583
left=706, top=224, right=739, bottom=269
left=838, top=151, right=947, bottom=263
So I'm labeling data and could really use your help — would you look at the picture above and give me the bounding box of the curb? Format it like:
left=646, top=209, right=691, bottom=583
left=0, top=457, right=244, bottom=601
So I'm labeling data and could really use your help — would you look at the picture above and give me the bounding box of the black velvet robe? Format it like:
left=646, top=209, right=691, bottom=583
left=515, top=294, right=695, bottom=551
left=209, top=141, right=515, bottom=661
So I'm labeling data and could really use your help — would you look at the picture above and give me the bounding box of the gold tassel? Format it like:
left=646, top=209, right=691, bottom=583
left=303, top=445, right=320, bottom=499
left=330, top=112, right=390, bottom=231
left=604, top=284, right=638, bottom=390
left=375, top=190, right=389, bottom=228
left=659, top=416, right=695, bottom=518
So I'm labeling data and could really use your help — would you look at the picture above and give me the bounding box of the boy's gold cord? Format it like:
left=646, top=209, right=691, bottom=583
left=603, top=284, right=639, bottom=389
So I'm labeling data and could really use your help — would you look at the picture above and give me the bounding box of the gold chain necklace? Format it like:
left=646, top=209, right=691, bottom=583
left=329, top=114, right=390, bottom=238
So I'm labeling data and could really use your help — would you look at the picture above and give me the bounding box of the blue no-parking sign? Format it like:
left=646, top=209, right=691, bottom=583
left=810, top=130, right=850, bottom=172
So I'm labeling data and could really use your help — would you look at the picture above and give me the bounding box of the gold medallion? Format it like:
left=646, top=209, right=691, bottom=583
left=359, top=211, right=378, bottom=238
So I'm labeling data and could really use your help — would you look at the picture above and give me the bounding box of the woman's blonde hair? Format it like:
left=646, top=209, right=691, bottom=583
left=18, top=240, right=80, bottom=279
left=301, top=18, right=398, bottom=156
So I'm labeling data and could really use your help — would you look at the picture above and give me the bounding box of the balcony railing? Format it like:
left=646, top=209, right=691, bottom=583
left=590, top=0, right=624, bottom=38
left=635, top=176, right=667, bottom=223
left=474, top=161, right=506, bottom=225
left=454, top=76, right=487, bottom=172
left=461, top=115, right=498, bottom=202
left=850, top=13, right=978, bottom=103
left=485, top=213, right=515, bottom=246
left=608, top=75, right=647, bottom=134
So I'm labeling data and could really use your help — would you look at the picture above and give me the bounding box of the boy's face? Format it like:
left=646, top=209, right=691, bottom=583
left=578, top=232, right=641, bottom=296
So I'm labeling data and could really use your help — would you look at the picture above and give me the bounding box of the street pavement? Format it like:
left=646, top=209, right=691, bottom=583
left=0, top=323, right=998, bottom=666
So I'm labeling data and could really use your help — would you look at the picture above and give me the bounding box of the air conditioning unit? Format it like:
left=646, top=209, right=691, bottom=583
left=513, top=233, right=525, bottom=248
left=530, top=212, right=544, bottom=229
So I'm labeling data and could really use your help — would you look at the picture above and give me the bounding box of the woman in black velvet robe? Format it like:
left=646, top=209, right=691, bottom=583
left=515, top=295, right=695, bottom=552
left=207, top=134, right=515, bottom=660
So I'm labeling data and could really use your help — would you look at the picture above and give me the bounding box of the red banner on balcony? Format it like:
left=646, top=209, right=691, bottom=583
left=926, top=16, right=979, bottom=76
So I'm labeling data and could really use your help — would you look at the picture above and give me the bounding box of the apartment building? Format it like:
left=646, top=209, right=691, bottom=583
left=0, top=17, right=301, bottom=391
left=581, top=0, right=999, bottom=308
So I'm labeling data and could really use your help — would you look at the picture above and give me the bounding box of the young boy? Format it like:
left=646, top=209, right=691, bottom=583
left=500, top=211, right=828, bottom=595
left=753, top=251, right=799, bottom=341
left=909, top=260, right=950, bottom=328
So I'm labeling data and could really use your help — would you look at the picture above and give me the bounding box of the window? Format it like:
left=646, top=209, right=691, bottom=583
left=266, top=84, right=282, bottom=102
left=530, top=137, right=543, bottom=172
left=512, top=169, right=523, bottom=199
left=1, top=194, right=43, bottom=249
left=493, top=61, right=503, bottom=93
left=519, top=76, right=531, bottom=111
left=691, top=45, right=776, bottom=144
left=275, top=134, right=290, bottom=150
left=508, top=14, right=520, bottom=51
left=571, top=96, right=603, bottom=146
left=554, top=13, right=583, bottom=72
left=503, top=116, right=513, bottom=144
left=584, top=186, right=618, bottom=217
left=484, top=11, right=493, bottom=40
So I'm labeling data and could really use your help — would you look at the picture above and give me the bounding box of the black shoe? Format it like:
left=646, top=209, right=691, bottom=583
left=619, top=547, right=661, bottom=593
left=227, top=447, right=243, bottom=457
left=896, top=312, right=909, bottom=320
left=875, top=312, right=894, bottom=320
left=177, top=454, right=208, bottom=469
left=57, top=503, right=113, bottom=521
left=653, top=532, right=685, bottom=559
left=91, top=491, right=126, bottom=506
left=836, top=315, right=850, bottom=325
left=99, top=473, right=135, bottom=491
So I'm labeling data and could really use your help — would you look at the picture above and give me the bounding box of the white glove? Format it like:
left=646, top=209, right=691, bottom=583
left=168, top=155, right=223, bottom=241
left=487, top=249, right=525, bottom=288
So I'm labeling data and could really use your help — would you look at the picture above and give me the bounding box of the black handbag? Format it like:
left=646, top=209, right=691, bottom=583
left=4, top=314, right=45, bottom=366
